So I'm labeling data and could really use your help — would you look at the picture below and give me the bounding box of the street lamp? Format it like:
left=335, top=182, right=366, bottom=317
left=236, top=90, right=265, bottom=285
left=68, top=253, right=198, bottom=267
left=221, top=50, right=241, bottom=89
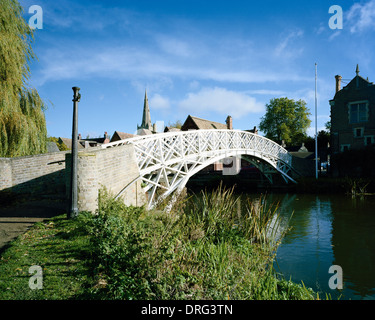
left=69, top=87, right=81, bottom=219
left=315, top=64, right=318, bottom=180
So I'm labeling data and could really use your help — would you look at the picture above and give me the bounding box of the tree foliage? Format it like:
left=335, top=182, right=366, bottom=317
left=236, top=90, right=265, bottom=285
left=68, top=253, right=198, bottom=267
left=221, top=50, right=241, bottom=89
left=0, top=0, right=47, bottom=157
left=259, top=97, right=311, bottom=146
left=168, top=120, right=183, bottom=129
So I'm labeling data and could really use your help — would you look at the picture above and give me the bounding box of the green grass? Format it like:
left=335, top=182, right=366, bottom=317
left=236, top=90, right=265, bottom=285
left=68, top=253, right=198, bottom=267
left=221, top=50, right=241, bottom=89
left=0, top=186, right=317, bottom=300
left=0, top=214, right=95, bottom=299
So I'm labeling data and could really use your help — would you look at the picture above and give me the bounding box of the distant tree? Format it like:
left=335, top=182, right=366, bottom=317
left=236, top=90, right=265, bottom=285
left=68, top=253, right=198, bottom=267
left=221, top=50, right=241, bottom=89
left=0, top=0, right=47, bottom=157
left=259, top=97, right=311, bottom=145
left=325, top=120, right=331, bottom=131
left=168, top=120, right=183, bottom=129
left=304, top=130, right=330, bottom=152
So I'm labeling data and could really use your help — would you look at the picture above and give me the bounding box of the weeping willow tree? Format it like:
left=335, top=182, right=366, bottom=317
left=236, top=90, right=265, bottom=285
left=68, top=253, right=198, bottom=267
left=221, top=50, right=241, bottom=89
left=0, top=0, right=47, bottom=157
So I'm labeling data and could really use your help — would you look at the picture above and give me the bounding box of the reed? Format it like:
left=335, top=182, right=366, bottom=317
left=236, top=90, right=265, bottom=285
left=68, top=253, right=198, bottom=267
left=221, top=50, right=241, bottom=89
left=84, top=186, right=315, bottom=300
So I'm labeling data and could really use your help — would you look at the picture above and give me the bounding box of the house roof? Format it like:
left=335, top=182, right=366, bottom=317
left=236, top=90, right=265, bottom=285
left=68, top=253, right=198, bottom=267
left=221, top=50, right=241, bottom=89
left=289, top=151, right=315, bottom=159
left=58, top=137, right=72, bottom=149
left=47, top=141, right=60, bottom=153
left=58, top=137, right=84, bottom=149
left=137, top=128, right=153, bottom=135
left=81, top=137, right=106, bottom=143
left=164, top=126, right=181, bottom=132
left=182, top=115, right=227, bottom=130
left=332, top=66, right=375, bottom=101
left=111, top=131, right=135, bottom=141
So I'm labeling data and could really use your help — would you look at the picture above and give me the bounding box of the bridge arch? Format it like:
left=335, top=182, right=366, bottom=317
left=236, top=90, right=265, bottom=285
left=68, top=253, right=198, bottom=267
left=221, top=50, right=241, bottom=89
left=102, top=129, right=298, bottom=209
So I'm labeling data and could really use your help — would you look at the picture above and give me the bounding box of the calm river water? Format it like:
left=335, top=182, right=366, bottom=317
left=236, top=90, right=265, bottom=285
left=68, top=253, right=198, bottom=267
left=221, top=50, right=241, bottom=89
left=244, top=192, right=375, bottom=300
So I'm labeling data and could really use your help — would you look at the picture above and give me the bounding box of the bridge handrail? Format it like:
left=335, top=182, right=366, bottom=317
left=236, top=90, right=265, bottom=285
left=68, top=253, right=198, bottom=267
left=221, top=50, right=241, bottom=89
left=102, top=129, right=292, bottom=165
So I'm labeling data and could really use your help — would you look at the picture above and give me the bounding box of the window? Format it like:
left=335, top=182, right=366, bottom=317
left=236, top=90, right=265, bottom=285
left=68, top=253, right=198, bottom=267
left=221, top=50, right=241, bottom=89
left=354, top=127, right=364, bottom=138
left=365, top=136, right=374, bottom=146
left=341, top=144, right=350, bottom=152
left=349, top=102, right=368, bottom=123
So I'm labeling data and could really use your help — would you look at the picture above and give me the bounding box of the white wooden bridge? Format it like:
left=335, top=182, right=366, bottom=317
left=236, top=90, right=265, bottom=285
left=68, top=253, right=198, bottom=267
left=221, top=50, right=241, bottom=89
left=102, top=129, right=298, bottom=209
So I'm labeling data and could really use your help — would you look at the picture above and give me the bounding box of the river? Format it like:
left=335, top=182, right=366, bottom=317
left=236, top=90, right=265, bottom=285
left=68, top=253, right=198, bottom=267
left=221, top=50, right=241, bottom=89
left=242, top=192, right=375, bottom=300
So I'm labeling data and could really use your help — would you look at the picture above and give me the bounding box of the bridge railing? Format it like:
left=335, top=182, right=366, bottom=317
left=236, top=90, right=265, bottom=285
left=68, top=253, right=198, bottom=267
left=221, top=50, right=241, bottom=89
left=102, top=129, right=296, bottom=209
left=103, top=129, right=292, bottom=168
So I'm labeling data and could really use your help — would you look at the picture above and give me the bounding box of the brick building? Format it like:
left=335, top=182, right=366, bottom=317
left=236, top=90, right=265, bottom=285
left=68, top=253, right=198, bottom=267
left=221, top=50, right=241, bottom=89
left=329, top=65, right=375, bottom=154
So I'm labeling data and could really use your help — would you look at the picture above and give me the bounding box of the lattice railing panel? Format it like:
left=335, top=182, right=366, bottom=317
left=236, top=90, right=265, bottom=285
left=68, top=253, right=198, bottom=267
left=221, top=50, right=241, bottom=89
left=102, top=130, right=296, bottom=209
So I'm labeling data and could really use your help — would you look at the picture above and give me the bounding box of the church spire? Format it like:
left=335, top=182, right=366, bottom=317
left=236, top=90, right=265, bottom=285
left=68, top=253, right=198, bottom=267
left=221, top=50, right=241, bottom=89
left=356, top=64, right=360, bottom=76
left=138, top=89, right=152, bottom=130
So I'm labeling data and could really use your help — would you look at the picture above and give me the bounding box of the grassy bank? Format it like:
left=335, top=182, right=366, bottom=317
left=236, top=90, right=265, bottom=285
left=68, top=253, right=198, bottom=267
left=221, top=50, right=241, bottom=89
left=0, top=186, right=317, bottom=300
left=0, top=214, right=94, bottom=299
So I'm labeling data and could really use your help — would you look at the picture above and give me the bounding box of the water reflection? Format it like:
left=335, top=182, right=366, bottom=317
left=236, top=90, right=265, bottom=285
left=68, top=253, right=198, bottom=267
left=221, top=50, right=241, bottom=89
left=186, top=189, right=375, bottom=299
left=247, top=193, right=375, bottom=300
left=330, top=196, right=375, bottom=299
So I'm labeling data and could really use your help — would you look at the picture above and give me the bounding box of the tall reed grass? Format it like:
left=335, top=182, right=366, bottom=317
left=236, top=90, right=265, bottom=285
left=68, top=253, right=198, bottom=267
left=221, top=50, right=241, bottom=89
left=84, top=185, right=315, bottom=300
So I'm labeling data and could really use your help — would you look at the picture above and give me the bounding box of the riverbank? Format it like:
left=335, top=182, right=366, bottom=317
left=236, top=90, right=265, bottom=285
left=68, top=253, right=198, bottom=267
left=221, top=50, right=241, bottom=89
left=0, top=187, right=317, bottom=300
left=187, top=172, right=375, bottom=195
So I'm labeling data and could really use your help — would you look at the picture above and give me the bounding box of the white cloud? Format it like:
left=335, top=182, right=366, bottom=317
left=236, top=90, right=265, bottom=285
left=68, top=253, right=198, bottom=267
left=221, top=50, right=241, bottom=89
left=347, top=0, right=375, bottom=33
left=35, top=43, right=310, bottom=86
left=149, top=94, right=170, bottom=110
left=315, top=23, right=326, bottom=35
left=189, top=80, right=200, bottom=90
left=177, top=87, right=264, bottom=118
left=246, top=89, right=286, bottom=96
left=156, top=36, right=192, bottom=58
left=328, top=30, right=341, bottom=41
left=274, top=29, right=304, bottom=57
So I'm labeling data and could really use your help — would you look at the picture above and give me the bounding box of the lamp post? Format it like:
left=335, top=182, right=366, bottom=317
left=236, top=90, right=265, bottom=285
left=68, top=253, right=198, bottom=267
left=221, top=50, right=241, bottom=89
left=315, top=63, right=318, bottom=180
left=69, top=87, right=81, bottom=219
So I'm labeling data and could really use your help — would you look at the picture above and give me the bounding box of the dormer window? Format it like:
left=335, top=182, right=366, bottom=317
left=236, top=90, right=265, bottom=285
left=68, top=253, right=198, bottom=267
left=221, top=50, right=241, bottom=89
left=349, top=101, right=369, bottom=123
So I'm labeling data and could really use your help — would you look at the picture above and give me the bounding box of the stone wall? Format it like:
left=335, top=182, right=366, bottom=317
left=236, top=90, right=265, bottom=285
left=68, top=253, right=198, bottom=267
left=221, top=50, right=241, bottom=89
left=65, top=144, right=147, bottom=213
left=290, top=155, right=315, bottom=178
left=0, top=151, right=68, bottom=196
left=1, top=145, right=146, bottom=213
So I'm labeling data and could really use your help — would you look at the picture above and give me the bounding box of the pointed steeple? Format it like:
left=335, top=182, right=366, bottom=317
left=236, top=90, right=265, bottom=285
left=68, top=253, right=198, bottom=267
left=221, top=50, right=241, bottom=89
left=356, top=64, right=360, bottom=76
left=138, top=90, right=152, bottom=130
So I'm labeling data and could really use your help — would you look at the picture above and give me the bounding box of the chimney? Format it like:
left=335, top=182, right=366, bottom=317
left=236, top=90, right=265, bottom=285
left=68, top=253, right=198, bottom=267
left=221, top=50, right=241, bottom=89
left=226, top=115, right=233, bottom=130
left=335, top=75, right=342, bottom=93
left=104, top=131, right=110, bottom=144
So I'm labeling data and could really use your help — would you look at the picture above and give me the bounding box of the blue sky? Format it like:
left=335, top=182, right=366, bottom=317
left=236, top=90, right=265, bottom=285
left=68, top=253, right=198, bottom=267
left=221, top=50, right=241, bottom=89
left=19, top=0, right=375, bottom=140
